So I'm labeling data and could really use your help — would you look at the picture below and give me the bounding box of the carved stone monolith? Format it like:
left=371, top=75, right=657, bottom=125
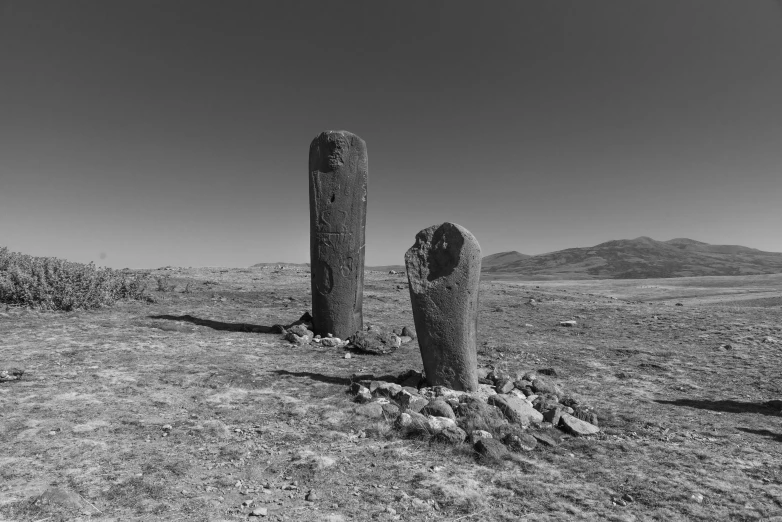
left=405, top=223, right=481, bottom=391
left=309, top=130, right=368, bottom=338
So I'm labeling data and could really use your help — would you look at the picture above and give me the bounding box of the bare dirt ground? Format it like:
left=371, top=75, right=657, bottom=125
left=2, top=267, right=781, bottom=521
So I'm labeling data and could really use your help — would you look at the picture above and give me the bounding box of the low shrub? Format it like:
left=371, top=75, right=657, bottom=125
left=0, top=246, right=152, bottom=311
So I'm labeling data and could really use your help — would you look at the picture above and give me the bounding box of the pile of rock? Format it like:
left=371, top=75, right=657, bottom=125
left=281, top=316, right=417, bottom=356
left=0, top=368, right=24, bottom=382
left=347, top=367, right=600, bottom=458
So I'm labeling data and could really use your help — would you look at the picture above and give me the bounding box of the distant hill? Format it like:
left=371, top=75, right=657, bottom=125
left=482, top=251, right=530, bottom=269
left=250, top=262, right=309, bottom=268
left=483, top=237, right=782, bottom=279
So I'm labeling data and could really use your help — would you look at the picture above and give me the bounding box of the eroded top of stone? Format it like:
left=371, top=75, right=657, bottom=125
left=405, top=222, right=481, bottom=291
left=309, top=131, right=366, bottom=172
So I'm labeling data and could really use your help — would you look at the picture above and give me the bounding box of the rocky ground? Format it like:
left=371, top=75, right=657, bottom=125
left=1, top=267, right=781, bottom=521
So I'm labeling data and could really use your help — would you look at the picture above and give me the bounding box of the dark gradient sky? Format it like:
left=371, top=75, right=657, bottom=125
left=1, top=0, right=781, bottom=268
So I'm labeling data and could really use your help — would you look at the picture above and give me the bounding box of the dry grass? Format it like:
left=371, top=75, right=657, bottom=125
left=1, top=266, right=781, bottom=521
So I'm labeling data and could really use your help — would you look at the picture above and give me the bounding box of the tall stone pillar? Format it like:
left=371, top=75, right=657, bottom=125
left=309, top=130, right=368, bottom=339
left=405, top=222, right=481, bottom=391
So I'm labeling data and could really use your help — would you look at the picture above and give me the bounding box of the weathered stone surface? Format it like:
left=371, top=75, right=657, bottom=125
left=372, top=382, right=403, bottom=399
left=488, top=394, right=544, bottom=426
left=529, top=428, right=563, bottom=447
left=401, top=326, right=417, bottom=340
left=494, top=378, right=515, bottom=394
left=531, top=376, right=563, bottom=397
left=421, top=400, right=456, bottom=420
left=309, top=130, right=368, bottom=338
left=381, top=402, right=400, bottom=419
left=432, top=425, right=467, bottom=444
left=455, top=397, right=508, bottom=433
left=474, top=438, right=509, bottom=461
left=349, top=330, right=399, bottom=355
left=542, top=407, right=564, bottom=426
left=559, top=413, right=600, bottom=436
left=0, top=368, right=24, bottom=382
left=354, top=402, right=384, bottom=419
left=405, top=223, right=481, bottom=392
left=395, top=411, right=428, bottom=431
left=503, top=432, right=538, bottom=452
left=426, top=415, right=457, bottom=432
left=349, top=383, right=372, bottom=403
left=398, top=390, right=428, bottom=413
left=470, top=429, right=493, bottom=444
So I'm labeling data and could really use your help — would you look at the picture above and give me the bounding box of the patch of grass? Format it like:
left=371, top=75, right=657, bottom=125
left=155, top=274, right=176, bottom=292
left=105, top=476, right=167, bottom=506
left=0, top=246, right=152, bottom=310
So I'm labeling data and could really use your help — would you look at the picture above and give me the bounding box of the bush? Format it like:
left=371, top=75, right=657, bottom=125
left=0, top=246, right=152, bottom=311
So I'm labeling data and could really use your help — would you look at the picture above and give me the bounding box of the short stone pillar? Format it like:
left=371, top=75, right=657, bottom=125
left=309, top=130, right=368, bottom=338
left=405, top=222, right=481, bottom=391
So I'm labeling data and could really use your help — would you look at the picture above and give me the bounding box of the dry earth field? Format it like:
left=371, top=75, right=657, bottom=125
left=1, top=267, right=782, bottom=521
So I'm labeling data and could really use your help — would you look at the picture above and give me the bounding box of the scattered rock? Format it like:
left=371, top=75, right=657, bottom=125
left=559, top=413, right=600, bottom=436
left=355, top=402, right=385, bottom=419
left=395, top=411, right=431, bottom=435
left=487, top=369, right=511, bottom=383
left=470, top=430, right=493, bottom=444
left=397, top=390, right=428, bottom=413
left=344, top=353, right=352, bottom=359
left=381, top=403, right=401, bottom=419
left=426, top=415, right=457, bottom=432
left=503, top=432, right=538, bottom=452
left=432, top=425, right=467, bottom=444
left=251, top=507, right=268, bottom=516
left=373, top=382, right=403, bottom=399
left=529, top=429, right=563, bottom=447
left=537, top=368, right=558, bottom=377
left=284, top=332, right=305, bottom=344
left=494, top=378, right=515, bottom=394
left=572, top=407, right=599, bottom=426
left=488, top=394, right=543, bottom=426
left=321, top=337, right=343, bottom=347
left=474, top=438, right=509, bottom=461
left=350, top=383, right=372, bottom=403
left=456, top=397, right=508, bottom=433
left=288, top=324, right=313, bottom=338
left=542, top=407, right=564, bottom=426
left=306, top=490, right=319, bottom=501
left=0, top=368, right=24, bottom=382
left=349, top=330, right=399, bottom=355
left=560, top=320, right=577, bottom=327
left=421, top=400, right=456, bottom=420
left=531, top=376, right=563, bottom=398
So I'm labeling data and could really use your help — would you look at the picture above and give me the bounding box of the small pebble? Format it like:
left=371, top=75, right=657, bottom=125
left=344, top=353, right=352, bottom=359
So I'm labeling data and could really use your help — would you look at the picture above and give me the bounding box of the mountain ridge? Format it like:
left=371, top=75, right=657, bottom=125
left=482, top=237, right=782, bottom=279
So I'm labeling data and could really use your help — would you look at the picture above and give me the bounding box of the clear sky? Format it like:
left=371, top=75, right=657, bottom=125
left=1, top=0, right=781, bottom=268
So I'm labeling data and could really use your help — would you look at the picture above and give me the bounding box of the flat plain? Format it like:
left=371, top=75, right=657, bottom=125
left=1, top=267, right=781, bottom=521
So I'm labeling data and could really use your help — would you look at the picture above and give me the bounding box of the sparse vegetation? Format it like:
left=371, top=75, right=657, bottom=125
left=0, top=247, right=152, bottom=311
left=155, top=274, right=176, bottom=292
left=2, top=267, right=781, bottom=520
